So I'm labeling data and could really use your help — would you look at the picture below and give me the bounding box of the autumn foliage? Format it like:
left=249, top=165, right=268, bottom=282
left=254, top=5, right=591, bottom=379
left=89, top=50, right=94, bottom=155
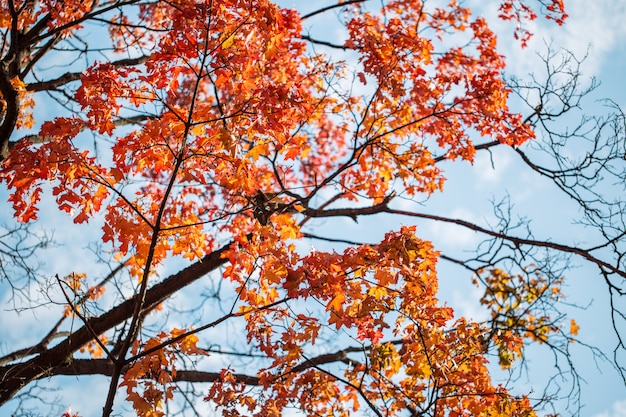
left=0, top=0, right=575, bottom=416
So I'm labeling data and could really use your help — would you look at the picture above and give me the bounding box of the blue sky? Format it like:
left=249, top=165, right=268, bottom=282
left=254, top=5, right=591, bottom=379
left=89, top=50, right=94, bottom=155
left=1, top=0, right=626, bottom=416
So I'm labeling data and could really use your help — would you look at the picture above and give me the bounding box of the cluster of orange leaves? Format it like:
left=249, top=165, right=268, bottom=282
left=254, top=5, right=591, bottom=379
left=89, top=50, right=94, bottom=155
left=0, top=0, right=570, bottom=415
left=60, top=272, right=106, bottom=318
left=213, top=226, right=558, bottom=416
left=499, top=0, right=567, bottom=46
left=0, top=0, right=96, bottom=31
left=10, top=77, right=35, bottom=130
left=121, top=329, right=203, bottom=417
left=79, top=335, right=109, bottom=359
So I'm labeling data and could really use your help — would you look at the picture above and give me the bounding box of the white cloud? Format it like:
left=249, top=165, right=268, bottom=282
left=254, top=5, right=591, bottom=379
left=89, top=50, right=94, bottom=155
left=426, top=207, right=481, bottom=249
left=496, top=0, right=626, bottom=79
left=463, top=0, right=626, bottom=82
left=0, top=298, right=61, bottom=351
left=547, top=1, right=626, bottom=76
left=451, top=285, right=489, bottom=322
left=592, top=399, right=626, bottom=417
left=472, top=147, right=512, bottom=185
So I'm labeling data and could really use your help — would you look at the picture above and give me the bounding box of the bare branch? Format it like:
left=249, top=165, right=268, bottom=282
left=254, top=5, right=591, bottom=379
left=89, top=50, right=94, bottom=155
left=26, top=55, right=152, bottom=92
left=50, top=359, right=261, bottom=385
left=0, top=240, right=231, bottom=404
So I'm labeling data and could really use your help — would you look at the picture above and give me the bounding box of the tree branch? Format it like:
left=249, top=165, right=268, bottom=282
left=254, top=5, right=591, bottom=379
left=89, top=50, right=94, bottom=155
left=8, top=114, right=152, bottom=150
left=299, top=34, right=348, bottom=50
left=0, top=69, right=19, bottom=160
left=301, top=0, right=367, bottom=20
left=26, top=55, right=152, bottom=92
left=302, top=202, right=624, bottom=279
left=383, top=208, right=626, bottom=279
left=302, top=192, right=395, bottom=221
left=28, top=344, right=373, bottom=387
left=0, top=240, right=231, bottom=404
left=48, top=358, right=261, bottom=385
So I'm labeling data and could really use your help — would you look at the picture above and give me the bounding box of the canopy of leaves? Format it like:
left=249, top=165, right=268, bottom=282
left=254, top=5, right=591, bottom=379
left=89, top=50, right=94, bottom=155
left=5, top=0, right=616, bottom=416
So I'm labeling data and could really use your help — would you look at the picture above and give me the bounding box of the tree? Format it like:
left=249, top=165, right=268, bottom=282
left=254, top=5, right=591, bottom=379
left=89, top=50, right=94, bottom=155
left=1, top=0, right=624, bottom=416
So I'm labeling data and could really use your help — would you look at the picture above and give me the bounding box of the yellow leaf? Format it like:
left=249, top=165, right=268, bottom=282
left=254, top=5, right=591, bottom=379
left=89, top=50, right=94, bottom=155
left=327, top=292, right=346, bottom=313
left=221, top=33, right=235, bottom=49
left=279, top=221, right=299, bottom=240
left=248, top=141, right=269, bottom=161
left=367, top=286, right=388, bottom=299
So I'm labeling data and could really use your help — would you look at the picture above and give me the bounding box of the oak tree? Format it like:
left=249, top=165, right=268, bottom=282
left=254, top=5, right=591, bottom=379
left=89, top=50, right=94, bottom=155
left=1, top=0, right=624, bottom=416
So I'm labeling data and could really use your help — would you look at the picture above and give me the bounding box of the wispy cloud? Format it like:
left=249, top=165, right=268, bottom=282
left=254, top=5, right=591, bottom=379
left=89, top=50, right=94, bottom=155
left=592, top=399, right=626, bottom=417
left=482, top=0, right=626, bottom=78
left=472, top=146, right=512, bottom=185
